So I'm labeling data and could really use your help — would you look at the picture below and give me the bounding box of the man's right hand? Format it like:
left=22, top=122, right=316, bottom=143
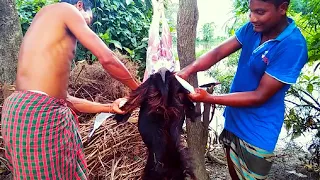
left=176, top=66, right=192, bottom=80
left=108, top=98, right=128, bottom=114
left=188, top=88, right=210, bottom=103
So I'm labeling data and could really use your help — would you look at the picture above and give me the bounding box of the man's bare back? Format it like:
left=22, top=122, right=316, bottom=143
left=16, top=3, right=79, bottom=99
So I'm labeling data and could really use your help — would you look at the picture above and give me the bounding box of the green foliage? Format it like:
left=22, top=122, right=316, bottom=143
left=298, top=0, right=320, bottom=67
left=289, top=0, right=308, bottom=14
left=200, top=22, right=215, bottom=43
left=208, top=67, right=235, bottom=94
left=285, top=2, right=320, bottom=167
left=16, top=0, right=51, bottom=35
left=77, top=0, right=153, bottom=78
left=284, top=73, right=320, bottom=170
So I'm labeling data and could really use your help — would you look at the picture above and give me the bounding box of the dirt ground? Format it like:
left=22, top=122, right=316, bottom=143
left=206, top=143, right=319, bottom=180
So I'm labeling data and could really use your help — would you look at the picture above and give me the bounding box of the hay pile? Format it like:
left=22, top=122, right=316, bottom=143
left=79, top=110, right=147, bottom=179
left=68, top=51, right=141, bottom=122
left=69, top=51, right=140, bottom=101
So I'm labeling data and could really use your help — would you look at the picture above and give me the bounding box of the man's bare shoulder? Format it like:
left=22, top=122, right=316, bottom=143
left=57, top=3, right=87, bottom=26
left=39, top=3, right=82, bottom=21
left=55, top=2, right=80, bottom=13
left=33, top=3, right=81, bottom=23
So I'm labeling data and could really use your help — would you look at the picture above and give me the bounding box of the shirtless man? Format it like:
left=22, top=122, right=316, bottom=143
left=1, top=0, right=139, bottom=179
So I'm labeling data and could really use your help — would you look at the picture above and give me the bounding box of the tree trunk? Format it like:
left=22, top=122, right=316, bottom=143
left=0, top=0, right=22, bottom=95
left=177, top=0, right=209, bottom=179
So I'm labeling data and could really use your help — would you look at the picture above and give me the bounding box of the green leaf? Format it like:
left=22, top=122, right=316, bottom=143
left=141, top=38, right=149, bottom=42
left=311, top=76, right=319, bottom=81
left=123, top=47, right=133, bottom=55
left=307, top=83, right=314, bottom=94
left=99, top=32, right=111, bottom=42
left=126, top=0, right=133, bottom=5
left=109, top=40, right=123, bottom=50
left=96, top=7, right=104, bottom=12
left=93, top=21, right=102, bottom=26
left=303, top=75, right=311, bottom=81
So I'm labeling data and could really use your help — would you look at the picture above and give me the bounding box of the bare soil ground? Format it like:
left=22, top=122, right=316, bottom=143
left=206, top=143, right=319, bottom=180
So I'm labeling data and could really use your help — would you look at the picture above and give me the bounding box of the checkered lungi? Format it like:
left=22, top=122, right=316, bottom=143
left=1, top=91, right=87, bottom=180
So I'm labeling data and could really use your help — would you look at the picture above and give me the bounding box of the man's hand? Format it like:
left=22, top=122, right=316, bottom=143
left=107, top=98, right=128, bottom=114
left=176, top=67, right=191, bottom=80
left=188, top=88, right=210, bottom=102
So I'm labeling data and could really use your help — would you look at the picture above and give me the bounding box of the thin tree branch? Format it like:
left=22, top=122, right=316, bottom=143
left=314, top=62, right=320, bottom=72
left=288, top=88, right=320, bottom=111
left=299, top=88, right=320, bottom=107
left=285, top=100, right=318, bottom=111
left=285, top=99, right=300, bottom=106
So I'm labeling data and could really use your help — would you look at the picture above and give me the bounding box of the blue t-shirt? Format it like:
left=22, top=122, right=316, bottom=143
left=223, top=18, right=308, bottom=152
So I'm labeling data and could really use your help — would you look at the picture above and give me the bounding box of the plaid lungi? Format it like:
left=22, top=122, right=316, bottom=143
left=219, top=129, right=275, bottom=180
left=1, top=91, right=87, bottom=180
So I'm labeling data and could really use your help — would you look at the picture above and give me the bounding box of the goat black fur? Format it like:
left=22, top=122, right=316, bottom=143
left=114, top=68, right=199, bottom=180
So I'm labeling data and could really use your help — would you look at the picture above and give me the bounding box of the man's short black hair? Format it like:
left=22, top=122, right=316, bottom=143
left=261, top=0, right=290, bottom=7
left=60, top=0, right=93, bottom=11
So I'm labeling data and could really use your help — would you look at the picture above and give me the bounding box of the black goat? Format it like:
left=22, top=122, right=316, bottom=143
left=114, top=68, right=198, bottom=180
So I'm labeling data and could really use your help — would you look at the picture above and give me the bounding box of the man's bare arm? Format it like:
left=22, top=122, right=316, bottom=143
left=178, top=37, right=242, bottom=80
left=189, top=73, right=285, bottom=107
left=66, top=94, right=126, bottom=114
left=62, top=4, right=139, bottom=90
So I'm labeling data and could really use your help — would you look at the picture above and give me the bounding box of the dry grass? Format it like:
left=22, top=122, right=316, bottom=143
left=79, top=109, right=147, bottom=179
left=68, top=51, right=140, bottom=102
left=68, top=51, right=141, bottom=122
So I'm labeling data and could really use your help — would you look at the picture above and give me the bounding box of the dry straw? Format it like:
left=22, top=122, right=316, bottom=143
left=79, top=109, right=147, bottom=179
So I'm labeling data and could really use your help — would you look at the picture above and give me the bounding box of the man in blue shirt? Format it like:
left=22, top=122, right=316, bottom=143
left=177, top=0, right=308, bottom=179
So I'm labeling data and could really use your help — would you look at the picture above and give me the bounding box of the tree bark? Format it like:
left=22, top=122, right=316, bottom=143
left=177, top=0, right=209, bottom=179
left=0, top=0, right=22, bottom=88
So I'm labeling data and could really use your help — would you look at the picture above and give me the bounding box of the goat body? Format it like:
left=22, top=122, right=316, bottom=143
left=115, top=68, right=198, bottom=180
